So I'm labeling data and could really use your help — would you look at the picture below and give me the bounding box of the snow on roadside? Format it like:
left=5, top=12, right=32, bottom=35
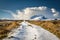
left=3, top=21, right=60, bottom=40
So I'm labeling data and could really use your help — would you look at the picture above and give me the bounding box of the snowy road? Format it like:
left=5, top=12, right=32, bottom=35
left=3, top=21, right=60, bottom=40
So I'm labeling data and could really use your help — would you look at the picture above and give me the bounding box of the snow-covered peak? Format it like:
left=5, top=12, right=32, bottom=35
left=32, top=16, right=47, bottom=20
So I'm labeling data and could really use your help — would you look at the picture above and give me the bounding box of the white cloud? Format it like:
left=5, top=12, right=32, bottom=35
left=12, top=6, right=48, bottom=20
left=0, top=18, right=9, bottom=20
left=51, top=8, right=56, bottom=13
left=3, top=6, right=60, bottom=20
left=3, top=10, right=14, bottom=14
left=53, top=13, right=59, bottom=17
left=51, top=8, right=59, bottom=17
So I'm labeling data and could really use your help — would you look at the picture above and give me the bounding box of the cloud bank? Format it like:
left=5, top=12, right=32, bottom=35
left=3, top=6, right=60, bottom=20
left=51, top=8, right=59, bottom=17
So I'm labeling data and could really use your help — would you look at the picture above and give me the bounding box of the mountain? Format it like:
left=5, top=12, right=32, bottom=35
left=32, top=16, right=47, bottom=20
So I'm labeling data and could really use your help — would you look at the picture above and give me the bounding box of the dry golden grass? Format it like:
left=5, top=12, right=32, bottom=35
left=27, top=20, right=60, bottom=38
left=0, top=20, right=22, bottom=39
left=0, top=20, right=60, bottom=39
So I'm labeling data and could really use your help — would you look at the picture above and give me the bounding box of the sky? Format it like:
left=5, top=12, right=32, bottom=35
left=0, top=0, right=60, bottom=20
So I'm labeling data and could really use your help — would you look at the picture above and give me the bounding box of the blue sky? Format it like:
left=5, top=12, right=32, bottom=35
left=0, top=0, right=60, bottom=20
left=0, top=0, right=60, bottom=11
